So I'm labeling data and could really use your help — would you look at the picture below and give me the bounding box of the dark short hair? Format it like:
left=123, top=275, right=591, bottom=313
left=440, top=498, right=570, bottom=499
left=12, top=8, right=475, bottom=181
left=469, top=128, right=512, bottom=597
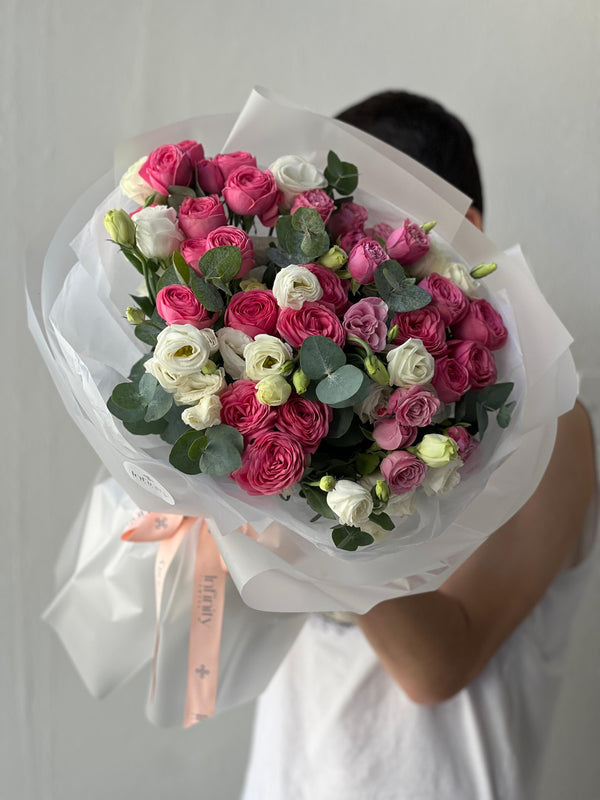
left=336, top=91, right=484, bottom=215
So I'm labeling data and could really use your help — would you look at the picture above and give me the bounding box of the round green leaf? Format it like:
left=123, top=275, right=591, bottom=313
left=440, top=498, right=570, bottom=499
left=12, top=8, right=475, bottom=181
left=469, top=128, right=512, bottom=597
left=316, top=365, right=371, bottom=408
left=111, top=382, right=142, bottom=410
left=169, top=430, right=204, bottom=475
left=332, top=525, right=374, bottom=551
left=300, top=336, right=346, bottom=380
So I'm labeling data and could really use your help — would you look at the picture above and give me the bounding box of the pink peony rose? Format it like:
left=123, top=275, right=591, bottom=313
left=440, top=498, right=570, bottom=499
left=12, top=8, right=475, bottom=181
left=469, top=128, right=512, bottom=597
left=220, top=380, right=277, bottom=437
left=230, top=429, right=307, bottom=495
left=451, top=298, right=508, bottom=351
left=347, top=238, right=389, bottom=284
left=391, top=306, right=448, bottom=357
left=204, top=226, right=255, bottom=277
left=305, top=263, right=350, bottom=314
left=343, top=297, right=388, bottom=352
left=373, top=418, right=418, bottom=450
left=139, top=143, right=197, bottom=196
left=447, top=340, right=497, bottom=389
left=328, top=202, right=368, bottom=240
left=222, top=166, right=280, bottom=227
left=365, top=222, right=394, bottom=242
left=290, top=189, right=336, bottom=225
left=176, top=140, right=206, bottom=167
left=339, top=229, right=367, bottom=252
left=196, top=159, right=225, bottom=195
left=178, top=195, right=227, bottom=239
left=380, top=450, right=427, bottom=495
left=275, top=395, right=332, bottom=454
left=388, top=384, right=441, bottom=427
left=180, top=238, right=208, bottom=273
left=418, top=273, right=469, bottom=326
left=276, top=302, right=345, bottom=349
left=432, top=357, right=471, bottom=403
left=386, top=218, right=430, bottom=265
left=224, top=289, right=279, bottom=338
left=155, top=285, right=217, bottom=329
left=447, top=425, right=478, bottom=461
left=214, top=151, right=257, bottom=180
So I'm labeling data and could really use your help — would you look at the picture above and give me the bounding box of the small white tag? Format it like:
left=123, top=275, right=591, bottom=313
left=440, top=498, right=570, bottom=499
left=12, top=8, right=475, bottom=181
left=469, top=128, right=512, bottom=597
left=123, top=461, right=175, bottom=505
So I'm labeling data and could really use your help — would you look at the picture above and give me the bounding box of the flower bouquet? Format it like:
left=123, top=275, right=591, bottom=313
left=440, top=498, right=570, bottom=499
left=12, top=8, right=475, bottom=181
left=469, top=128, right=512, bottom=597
left=29, top=88, right=577, bottom=726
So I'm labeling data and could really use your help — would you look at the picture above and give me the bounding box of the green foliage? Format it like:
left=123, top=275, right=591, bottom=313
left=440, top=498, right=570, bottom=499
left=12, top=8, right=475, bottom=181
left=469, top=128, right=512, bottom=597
left=290, top=207, right=330, bottom=260
left=300, top=336, right=346, bottom=380
left=134, top=322, right=160, bottom=347
left=454, top=382, right=515, bottom=436
left=169, top=430, right=204, bottom=474
left=300, top=484, right=337, bottom=519
left=317, top=365, right=371, bottom=408
left=324, top=151, right=359, bottom=196
left=374, top=260, right=432, bottom=312
left=111, top=382, right=142, bottom=410
left=198, top=245, right=242, bottom=283
left=332, top=524, right=374, bottom=551
left=159, top=405, right=191, bottom=445
left=326, top=406, right=355, bottom=439
left=189, top=270, right=224, bottom=312
left=130, top=294, right=155, bottom=318
left=157, top=263, right=185, bottom=292
left=199, top=424, right=244, bottom=476
left=173, top=251, right=191, bottom=284
left=369, top=512, right=394, bottom=531
left=356, top=452, right=380, bottom=475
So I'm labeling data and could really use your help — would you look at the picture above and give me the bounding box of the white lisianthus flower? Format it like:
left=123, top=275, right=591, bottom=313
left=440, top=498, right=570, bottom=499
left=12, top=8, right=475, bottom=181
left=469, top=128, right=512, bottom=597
left=181, top=394, right=222, bottom=431
left=244, top=334, right=293, bottom=382
left=326, top=480, right=374, bottom=526
left=355, top=384, right=393, bottom=424
left=120, top=156, right=154, bottom=205
left=217, top=327, right=252, bottom=380
left=256, top=374, right=292, bottom=406
left=387, top=339, right=435, bottom=387
left=145, top=325, right=212, bottom=394
left=414, top=433, right=459, bottom=468
left=272, top=264, right=323, bottom=310
left=134, top=205, right=184, bottom=260
left=173, top=367, right=226, bottom=406
left=422, top=458, right=463, bottom=496
left=268, top=154, right=328, bottom=208
left=198, top=327, right=219, bottom=354
left=434, top=261, right=479, bottom=297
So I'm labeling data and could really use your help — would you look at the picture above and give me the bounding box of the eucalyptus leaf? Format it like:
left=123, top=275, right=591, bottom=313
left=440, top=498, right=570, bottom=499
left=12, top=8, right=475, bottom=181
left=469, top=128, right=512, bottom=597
left=145, top=384, right=173, bottom=422
left=189, top=271, right=224, bottom=312
left=160, top=405, right=192, bottom=445
left=476, top=403, right=489, bottom=437
left=266, top=246, right=294, bottom=270
left=369, top=512, right=395, bottom=531
left=326, top=406, right=354, bottom=439
left=111, top=382, right=142, bottom=410
left=374, top=260, right=431, bottom=312
left=316, top=365, right=371, bottom=408
left=291, top=207, right=330, bottom=259
left=138, top=372, right=158, bottom=403
left=199, top=424, right=244, bottom=476
left=128, top=353, right=152, bottom=383
left=107, top=396, right=145, bottom=423
left=134, top=322, right=159, bottom=347
left=130, top=294, right=155, bottom=317
left=301, top=484, right=337, bottom=520
left=497, top=403, right=514, bottom=429
left=479, top=382, right=514, bottom=410
left=188, top=434, right=208, bottom=461
left=332, top=524, right=374, bottom=551
left=300, top=336, right=346, bottom=380
left=199, top=245, right=242, bottom=282
left=157, top=264, right=185, bottom=292
left=356, top=452, right=380, bottom=475
left=173, top=251, right=190, bottom=284
left=122, top=416, right=167, bottom=436
left=170, top=430, right=204, bottom=474
left=324, top=151, right=359, bottom=196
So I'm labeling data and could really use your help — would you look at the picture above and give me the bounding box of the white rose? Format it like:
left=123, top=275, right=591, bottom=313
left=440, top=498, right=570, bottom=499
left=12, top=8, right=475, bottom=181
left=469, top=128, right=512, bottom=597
left=435, top=261, right=479, bottom=297
left=387, top=339, right=435, bottom=387
left=217, top=327, right=252, bottom=380
left=268, top=154, right=328, bottom=208
left=146, top=325, right=211, bottom=392
left=181, top=394, right=222, bottom=431
left=244, top=334, right=293, bottom=382
left=355, top=384, right=392, bottom=424
left=120, top=156, right=154, bottom=205
left=326, top=480, right=374, bottom=526
left=134, top=205, right=184, bottom=260
left=173, top=367, right=226, bottom=406
left=272, top=264, right=323, bottom=310
left=422, top=458, right=463, bottom=496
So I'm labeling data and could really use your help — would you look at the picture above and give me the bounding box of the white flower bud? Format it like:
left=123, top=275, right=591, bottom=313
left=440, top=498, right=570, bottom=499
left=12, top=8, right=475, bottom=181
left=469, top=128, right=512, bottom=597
left=326, top=480, right=374, bottom=526
left=272, top=264, right=323, bottom=310
left=134, top=205, right=183, bottom=260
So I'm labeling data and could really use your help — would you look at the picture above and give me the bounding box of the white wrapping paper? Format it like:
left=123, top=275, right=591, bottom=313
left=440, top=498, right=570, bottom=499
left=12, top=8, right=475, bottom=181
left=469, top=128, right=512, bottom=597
left=29, top=88, right=578, bottom=718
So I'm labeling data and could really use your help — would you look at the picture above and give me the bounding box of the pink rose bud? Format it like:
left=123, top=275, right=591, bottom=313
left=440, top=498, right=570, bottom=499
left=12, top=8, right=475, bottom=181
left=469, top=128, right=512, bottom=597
left=178, top=195, right=227, bottom=239
left=447, top=425, right=478, bottom=461
left=343, top=297, right=389, bottom=352
left=176, top=140, right=205, bottom=167
left=155, top=285, right=218, bottom=329
left=214, top=151, right=257, bottom=181
left=373, top=418, right=418, bottom=451
left=347, top=238, right=389, bottom=284
left=328, top=202, right=369, bottom=240
left=305, top=263, right=350, bottom=314
left=391, top=306, right=447, bottom=357
left=339, top=229, right=367, bottom=252
left=447, top=340, right=497, bottom=390
left=386, top=218, right=431, bottom=265
left=365, top=222, right=394, bottom=242
left=380, top=450, right=427, bottom=495
left=275, top=395, right=332, bottom=454
left=451, top=298, right=508, bottom=350
left=223, top=166, right=281, bottom=227
left=139, top=143, right=194, bottom=196
left=431, top=357, right=471, bottom=403
left=276, top=302, right=346, bottom=349
left=205, top=225, right=255, bottom=277
left=220, top=380, right=278, bottom=437
left=388, top=384, right=441, bottom=427
left=196, top=159, right=225, bottom=195
left=224, top=289, right=279, bottom=338
left=418, top=273, right=469, bottom=326
left=231, top=430, right=307, bottom=495
left=290, top=189, right=336, bottom=225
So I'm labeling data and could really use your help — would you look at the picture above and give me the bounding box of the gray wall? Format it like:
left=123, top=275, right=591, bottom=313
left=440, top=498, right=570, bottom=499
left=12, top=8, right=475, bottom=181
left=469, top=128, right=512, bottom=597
left=3, top=1, right=599, bottom=797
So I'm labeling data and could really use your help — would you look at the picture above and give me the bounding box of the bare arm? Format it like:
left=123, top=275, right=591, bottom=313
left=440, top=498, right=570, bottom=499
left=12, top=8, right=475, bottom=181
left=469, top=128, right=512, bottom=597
left=356, top=402, right=596, bottom=704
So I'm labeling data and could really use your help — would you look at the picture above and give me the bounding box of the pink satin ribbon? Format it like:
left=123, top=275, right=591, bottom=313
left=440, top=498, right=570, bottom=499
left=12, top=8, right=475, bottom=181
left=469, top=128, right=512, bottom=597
left=122, top=513, right=226, bottom=728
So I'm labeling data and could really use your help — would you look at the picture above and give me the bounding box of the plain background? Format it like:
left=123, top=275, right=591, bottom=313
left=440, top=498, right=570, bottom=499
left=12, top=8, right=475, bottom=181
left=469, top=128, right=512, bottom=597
left=3, top=1, right=600, bottom=798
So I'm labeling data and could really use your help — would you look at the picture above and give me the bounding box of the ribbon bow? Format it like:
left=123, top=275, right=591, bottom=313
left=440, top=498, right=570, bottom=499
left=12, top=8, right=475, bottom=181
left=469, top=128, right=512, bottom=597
left=122, top=513, right=226, bottom=728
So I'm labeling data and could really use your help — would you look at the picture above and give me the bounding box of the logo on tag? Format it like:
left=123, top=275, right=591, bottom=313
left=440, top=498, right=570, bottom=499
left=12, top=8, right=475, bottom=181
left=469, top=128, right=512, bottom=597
left=123, top=461, right=175, bottom=505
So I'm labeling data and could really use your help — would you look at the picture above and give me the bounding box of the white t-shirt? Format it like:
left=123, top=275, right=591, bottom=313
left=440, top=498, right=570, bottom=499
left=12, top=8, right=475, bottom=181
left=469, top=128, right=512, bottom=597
left=242, top=503, right=597, bottom=800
